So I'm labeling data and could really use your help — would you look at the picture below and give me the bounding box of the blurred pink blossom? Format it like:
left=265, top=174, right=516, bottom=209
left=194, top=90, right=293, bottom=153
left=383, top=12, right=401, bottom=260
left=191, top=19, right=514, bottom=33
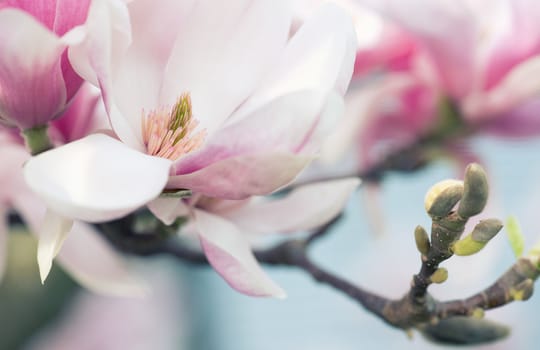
left=321, top=0, right=540, bottom=169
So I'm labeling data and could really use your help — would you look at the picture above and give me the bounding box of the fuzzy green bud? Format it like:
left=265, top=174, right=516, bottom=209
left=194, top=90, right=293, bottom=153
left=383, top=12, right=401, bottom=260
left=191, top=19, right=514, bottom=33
left=458, top=164, right=489, bottom=218
left=452, top=219, right=503, bottom=256
left=415, top=225, right=430, bottom=255
left=430, top=268, right=448, bottom=284
left=424, top=179, right=464, bottom=218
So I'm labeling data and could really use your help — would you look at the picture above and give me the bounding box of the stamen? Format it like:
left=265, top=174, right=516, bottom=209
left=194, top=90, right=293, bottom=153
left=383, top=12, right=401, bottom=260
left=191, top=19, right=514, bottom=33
left=141, top=93, right=206, bottom=161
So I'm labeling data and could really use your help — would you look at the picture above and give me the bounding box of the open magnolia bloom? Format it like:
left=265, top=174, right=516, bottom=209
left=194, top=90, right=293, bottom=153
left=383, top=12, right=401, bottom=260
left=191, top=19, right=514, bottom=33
left=0, top=87, right=147, bottom=296
left=23, top=0, right=357, bottom=290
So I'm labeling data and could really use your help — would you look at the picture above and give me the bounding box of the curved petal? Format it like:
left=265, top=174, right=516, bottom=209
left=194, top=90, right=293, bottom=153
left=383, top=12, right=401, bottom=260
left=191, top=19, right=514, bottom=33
left=23, top=133, right=171, bottom=222
left=224, top=178, right=360, bottom=234
left=168, top=153, right=313, bottom=200
left=0, top=8, right=66, bottom=129
left=173, top=90, right=327, bottom=173
left=68, top=0, right=132, bottom=125
left=36, top=210, right=74, bottom=283
left=194, top=209, right=285, bottom=298
left=230, top=3, right=357, bottom=122
left=160, top=0, right=292, bottom=134
left=57, top=221, right=149, bottom=296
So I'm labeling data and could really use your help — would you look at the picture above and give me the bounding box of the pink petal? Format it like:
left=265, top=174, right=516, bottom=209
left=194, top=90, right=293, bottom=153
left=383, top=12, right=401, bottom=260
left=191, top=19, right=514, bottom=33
left=2, top=0, right=91, bottom=101
left=223, top=178, right=360, bottom=234
left=0, top=8, right=66, bottom=129
left=23, top=133, right=171, bottom=222
left=160, top=0, right=292, bottom=134
left=168, top=153, right=312, bottom=200
left=49, top=83, right=101, bottom=144
left=465, top=55, right=540, bottom=118
left=353, top=25, right=417, bottom=77
left=194, top=209, right=285, bottom=298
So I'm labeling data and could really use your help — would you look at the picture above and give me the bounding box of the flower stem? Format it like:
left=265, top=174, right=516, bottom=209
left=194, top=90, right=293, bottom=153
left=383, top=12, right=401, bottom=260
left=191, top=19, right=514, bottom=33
left=22, top=125, right=53, bottom=155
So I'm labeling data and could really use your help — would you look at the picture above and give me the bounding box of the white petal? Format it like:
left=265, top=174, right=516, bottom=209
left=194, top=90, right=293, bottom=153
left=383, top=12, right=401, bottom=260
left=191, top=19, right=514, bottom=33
left=224, top=178, right=360, bottom=234
left=57, top=221, right=149, bottom=297
left=147, top=197, right=190, bottom=226
left=37, top=210, right=74, bottom=283
left=68, top=0, right=133, bottom=141
left=230, top=3, right=357, bottom=122
left=160, top=0, right=292, bottom=134
left=194, top=209, right=285, bottom=298
left=23, top=134, right=171, bottom=222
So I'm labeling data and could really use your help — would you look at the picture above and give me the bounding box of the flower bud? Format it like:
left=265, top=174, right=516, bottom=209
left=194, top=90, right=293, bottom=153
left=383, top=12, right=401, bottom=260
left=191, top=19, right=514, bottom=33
left=458, top=164, right=488, bottom=218
left=471, top=219, right=503, bottom=242
left=452, top=219, right=503, bottom=256
left=424, top=179, right=464, bottom=218
left=430, top=268, right=448, bottom=284
left=414, top=225, right=430, bottom=255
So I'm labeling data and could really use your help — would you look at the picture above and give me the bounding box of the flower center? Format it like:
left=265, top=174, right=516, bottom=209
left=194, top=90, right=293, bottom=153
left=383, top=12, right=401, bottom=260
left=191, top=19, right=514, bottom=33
left=141, top=93, right=206, bottom=161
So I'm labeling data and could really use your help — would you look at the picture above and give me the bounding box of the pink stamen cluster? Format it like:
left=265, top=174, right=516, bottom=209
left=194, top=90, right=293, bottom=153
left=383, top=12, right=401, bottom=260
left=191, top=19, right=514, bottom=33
left=141, top=93, right=206, bottom=161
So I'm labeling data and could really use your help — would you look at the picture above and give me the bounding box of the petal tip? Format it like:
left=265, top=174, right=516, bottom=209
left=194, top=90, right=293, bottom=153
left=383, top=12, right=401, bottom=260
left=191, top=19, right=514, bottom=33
left=38, top=258, right=52, bottom=284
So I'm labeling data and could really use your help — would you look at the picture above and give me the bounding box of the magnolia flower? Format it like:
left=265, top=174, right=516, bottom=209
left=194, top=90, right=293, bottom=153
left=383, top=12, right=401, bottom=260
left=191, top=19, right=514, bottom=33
left=23, top=0, right=357, bottom=287
left=150, top=178, right=360, bottom=297
left=320, top=0, right=540, bottom=168
left=0, top=86, right=146, bottom=296
left=0, top=0, right=96, bottom=130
